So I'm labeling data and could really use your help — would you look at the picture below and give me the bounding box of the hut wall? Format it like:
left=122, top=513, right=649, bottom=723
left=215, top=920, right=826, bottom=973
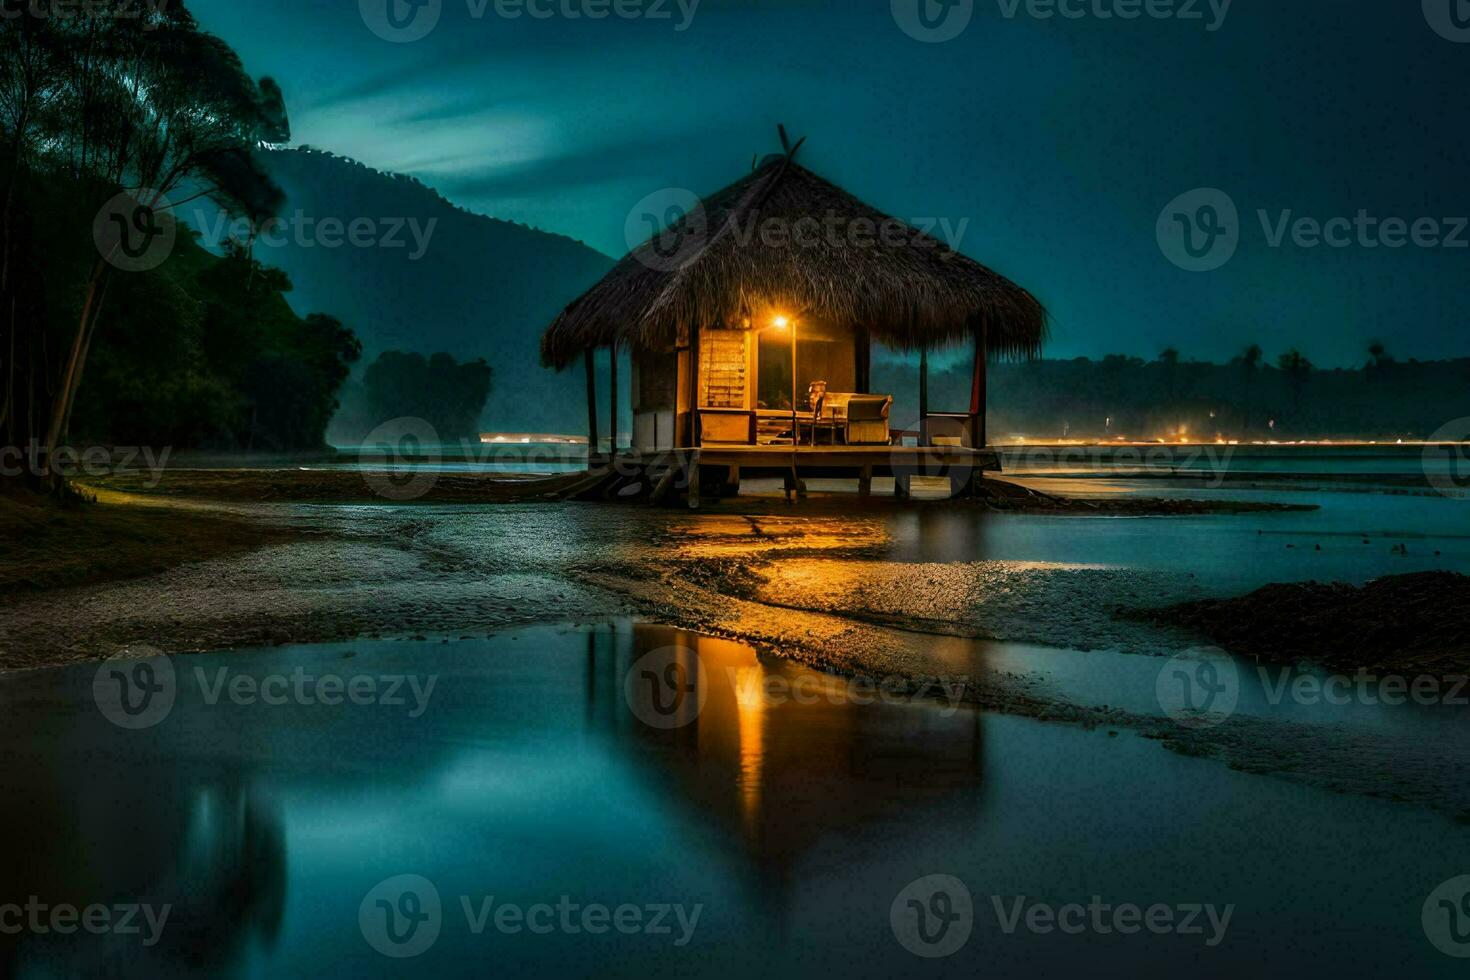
left=632, top=347, right=679, bottom=451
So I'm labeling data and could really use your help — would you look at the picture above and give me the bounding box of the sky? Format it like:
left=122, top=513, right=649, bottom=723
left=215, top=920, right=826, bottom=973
left=190, top=0, right=1470, bottom=367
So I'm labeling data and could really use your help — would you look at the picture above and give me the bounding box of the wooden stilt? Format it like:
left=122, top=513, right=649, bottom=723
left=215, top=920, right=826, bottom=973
left=969, top=321, right=988, bottom=449
left=858, top=463, right=873, bottom=499
left=918, top=345, right=930, bottom=447
left=687, top=454, right=701, bottom=510
left=608, top=341, right=619, bottom=459
left=584, top=348, right=599, bottom=459
left=649, top=460, right=679, bottom=505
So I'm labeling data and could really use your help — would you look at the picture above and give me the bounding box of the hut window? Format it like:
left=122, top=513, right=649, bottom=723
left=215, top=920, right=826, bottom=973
left=699, top=329, right=748, bottom=409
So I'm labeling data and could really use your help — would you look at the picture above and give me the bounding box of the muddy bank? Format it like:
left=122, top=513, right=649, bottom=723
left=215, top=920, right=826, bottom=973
left=0, top=487, right=301, bottom=592
left=87, top=468, right=588, bottom=504
left=4, top=485, right=1469, bottom=819
left=1140, top=571, right=1470, bottom=672
left=87, top=467, right=1317, bottom=515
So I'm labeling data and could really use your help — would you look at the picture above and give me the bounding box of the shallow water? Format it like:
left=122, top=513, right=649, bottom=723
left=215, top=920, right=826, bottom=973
left=2, top=624, right=1468, bottom=977
left=877, top=484, right=1469, bottom=591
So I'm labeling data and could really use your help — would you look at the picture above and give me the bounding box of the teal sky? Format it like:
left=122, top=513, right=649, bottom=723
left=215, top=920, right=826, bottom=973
left=191, top=0, right=1470, bottom=367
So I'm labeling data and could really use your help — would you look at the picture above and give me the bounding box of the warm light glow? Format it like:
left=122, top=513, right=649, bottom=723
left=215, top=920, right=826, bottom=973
left=772, top=315, right=790, bottom=329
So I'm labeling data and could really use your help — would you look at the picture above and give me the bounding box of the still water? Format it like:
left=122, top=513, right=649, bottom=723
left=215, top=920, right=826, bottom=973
left=2, top=623, right=1467, bottom=977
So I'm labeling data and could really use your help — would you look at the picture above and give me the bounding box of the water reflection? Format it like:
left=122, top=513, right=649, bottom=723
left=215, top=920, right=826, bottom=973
left=602, top=627, right=984, bottom=898
left=2, top=626, right=1467, bottom=977
left=0, top=625, right=984, bottom=976
left=0, top=751, right=286, bottom=976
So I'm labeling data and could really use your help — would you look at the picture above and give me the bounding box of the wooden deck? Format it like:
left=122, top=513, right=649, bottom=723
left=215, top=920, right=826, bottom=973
left=584, top=444, right=1001, bottom=506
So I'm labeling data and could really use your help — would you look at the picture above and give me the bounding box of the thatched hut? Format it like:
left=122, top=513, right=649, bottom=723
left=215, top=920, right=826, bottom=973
left=541, top=133, right=1045, bottom=498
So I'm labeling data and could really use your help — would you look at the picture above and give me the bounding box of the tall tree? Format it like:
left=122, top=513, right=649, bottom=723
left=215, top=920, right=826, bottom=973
left=1231, top=343, right=1263, bottom=433
left=1277, top=348, right=1314, bottom=417
left=33, top=4, right=290, bottom=475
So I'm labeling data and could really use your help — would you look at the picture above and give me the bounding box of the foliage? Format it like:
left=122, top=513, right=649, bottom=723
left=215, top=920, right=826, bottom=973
left=334, top=351, right=493, bottom=444
left=0, top=1, right=358, bottom=461
left=877, top=351, right=1470, bottom=440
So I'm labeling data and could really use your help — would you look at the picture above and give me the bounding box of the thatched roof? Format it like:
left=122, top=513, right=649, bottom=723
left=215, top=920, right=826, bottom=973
left=541, top=152, right=1046, bottom=369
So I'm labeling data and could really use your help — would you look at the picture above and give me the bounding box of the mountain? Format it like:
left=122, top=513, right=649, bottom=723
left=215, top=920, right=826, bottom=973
left=191, top=148, right=614, bottom=436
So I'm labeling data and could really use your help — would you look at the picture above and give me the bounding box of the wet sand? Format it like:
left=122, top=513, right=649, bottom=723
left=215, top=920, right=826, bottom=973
left=3, top=475, right=1468, bottom=820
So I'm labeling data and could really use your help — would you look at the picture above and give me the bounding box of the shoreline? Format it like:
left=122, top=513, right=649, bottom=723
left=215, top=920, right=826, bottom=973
left=3, top=480, right=1467, bottom=820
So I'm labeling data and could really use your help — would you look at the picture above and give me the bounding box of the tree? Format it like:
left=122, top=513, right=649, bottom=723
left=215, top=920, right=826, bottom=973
left=361, top=351, right=494, bottom=442
left=1277, top=349, right=1314, bottom=416
left=1366, top=340, right=1395, bottom=378
left=1230, top=344, right=1264, bottom=432
left=30, top=4, right=291, bottom=477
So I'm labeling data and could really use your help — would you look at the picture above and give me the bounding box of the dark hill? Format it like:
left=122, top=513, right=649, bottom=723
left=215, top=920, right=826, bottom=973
left=190, top=148, right=614, bottom=436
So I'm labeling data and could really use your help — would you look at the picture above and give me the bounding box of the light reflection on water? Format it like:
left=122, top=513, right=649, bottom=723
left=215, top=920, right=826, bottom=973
left=0, top=624, right=1467, bottom=977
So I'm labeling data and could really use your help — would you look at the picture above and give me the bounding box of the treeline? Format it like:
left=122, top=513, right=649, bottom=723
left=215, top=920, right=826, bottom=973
left=0, top=2, right=358, bottom=478
left=884, top=347, right=1470, bottom=440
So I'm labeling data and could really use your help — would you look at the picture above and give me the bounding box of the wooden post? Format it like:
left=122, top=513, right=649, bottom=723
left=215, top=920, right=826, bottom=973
left=687, top=452, right=701, bottom=509
left=855, top=326, right=871, bottom=393
left=918, top=345, right=929, bottom=447
left=608, top=341, right=619, bottom=459
left=688, top=324, right=701, bottom=448
left=584, top=348, right=599, bottom=458
left=858, top=463, right=873, bottom=499
left=969, top=322, right=988, bottom=449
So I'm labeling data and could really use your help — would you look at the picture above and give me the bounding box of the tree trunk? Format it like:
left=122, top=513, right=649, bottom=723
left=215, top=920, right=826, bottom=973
left=43, top=257, right=110, bottom=480
left=60, top=277, right=111, bottom=444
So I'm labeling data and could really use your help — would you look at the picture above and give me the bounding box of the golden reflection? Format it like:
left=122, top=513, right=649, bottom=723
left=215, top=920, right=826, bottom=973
left=664, top=514, right=890, bottom=560
left=729, top=662, right=767, bottom=834
left=616, top=625, right=986, bottom=885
